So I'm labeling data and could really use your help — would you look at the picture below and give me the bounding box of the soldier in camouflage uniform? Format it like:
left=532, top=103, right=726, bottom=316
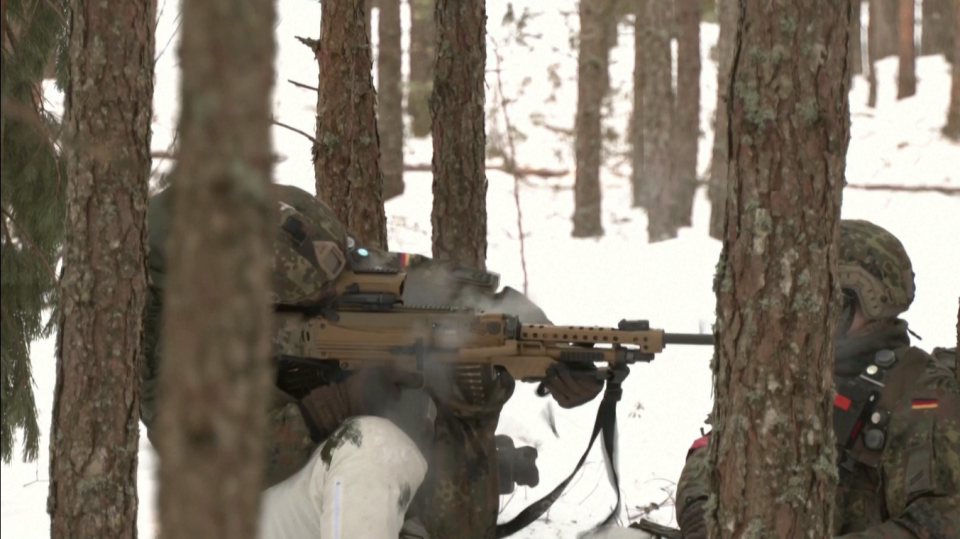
left=142, top=183, right=603, bottom=539
left=675, top=220, right=960, bottom=539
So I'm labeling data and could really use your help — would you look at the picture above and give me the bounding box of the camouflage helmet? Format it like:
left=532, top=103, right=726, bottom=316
left=270, top=184, right=348, bottom=305
left=838, top=219, right=915, bottom=321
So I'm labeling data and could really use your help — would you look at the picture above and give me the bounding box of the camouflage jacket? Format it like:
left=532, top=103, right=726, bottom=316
left=676, top=345, right=960, bottom=538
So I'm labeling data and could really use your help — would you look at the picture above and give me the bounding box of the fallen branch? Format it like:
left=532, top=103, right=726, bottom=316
left=845, top=183, right=960, bottom=196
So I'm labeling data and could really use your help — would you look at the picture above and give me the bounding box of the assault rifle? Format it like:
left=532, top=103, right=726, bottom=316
left=272, top=248, right=714, bottom=537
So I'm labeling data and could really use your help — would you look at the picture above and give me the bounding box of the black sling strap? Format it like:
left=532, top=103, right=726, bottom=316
left=495, top=378, right=624, bottom=538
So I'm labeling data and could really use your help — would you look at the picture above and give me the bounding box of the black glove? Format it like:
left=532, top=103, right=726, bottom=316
left=542, top=363, right=604, bottom=408
left=678, top=499, right=707, bottom=539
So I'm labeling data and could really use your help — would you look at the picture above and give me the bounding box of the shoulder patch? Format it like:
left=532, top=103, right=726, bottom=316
left=910, top=398, right=938, bottom=410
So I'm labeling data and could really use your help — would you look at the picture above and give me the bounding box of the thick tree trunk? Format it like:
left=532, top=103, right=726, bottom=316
left=643, top=0, right=677, bottom=242
left=673, top=0, right=701, bottom=228
left=155, top=0, right=276, bottom=538
left=708, top=0, right=737, bottom=241
left=379, top=0, right=404, bottom=200
left=409, top=0, right=435, bottom=138
left=572, top=0, right=614, bottom=238
left=850, top=0, right=863, bottom=76
left=630, top=0, right=646, bottom=208
left=705, top=0, right=848, bottom=538
left=868, top=0, right=881, bottom=107
left=897, top=0, right=916, bottom=99
left=943, top=0, right=960, bottom=138
left=430, top=0, right=487, bottom=268
left=921, top=0, right=955, bottom=61
left=872, top=0, right=899, bottom=59
left=47, top=0, right=154, bottom=537
left=314, top=0, right=388, bottom=249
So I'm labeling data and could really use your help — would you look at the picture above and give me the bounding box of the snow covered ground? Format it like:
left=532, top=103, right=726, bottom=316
left=3, top=1, right=958, bottom=537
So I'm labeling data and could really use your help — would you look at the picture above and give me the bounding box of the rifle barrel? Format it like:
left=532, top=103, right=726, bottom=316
left=663, top=333, right=714, bottom=346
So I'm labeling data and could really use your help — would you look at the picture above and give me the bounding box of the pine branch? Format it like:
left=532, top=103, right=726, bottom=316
left=844, top=183, right=960, bottom=196
left=295, top=35, right=319, bottom=54
left=288, top=79, right=319, bottom=92
left=0, top=206, right=58, bottom=282
left=271, top=117, right=316, bottom=144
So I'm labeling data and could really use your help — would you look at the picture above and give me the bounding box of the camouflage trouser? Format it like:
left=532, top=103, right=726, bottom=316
left=257, top=416, right=429, bottom=539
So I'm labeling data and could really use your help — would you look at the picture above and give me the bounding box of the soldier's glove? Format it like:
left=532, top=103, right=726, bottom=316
left=299, top=367, right=424, bottom=442
left=678, top=499, right=707, bottom=539
left=541, top=363, right=604, bottom=409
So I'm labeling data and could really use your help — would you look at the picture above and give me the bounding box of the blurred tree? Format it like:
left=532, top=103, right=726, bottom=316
left=630, top=0, right=646, bottom=208
left=868, top=0, right=882, bottom=107
left=155, top=0, right=275, bottom=537
left=705, top=0, right=848, bottom=538
left=572, top=0, right=615, bottom=238
left=313, top=0, right=388, bottom=249
left=674, top=0, right=701, bottom=228
left=47, top=0, right=154, bottom=536
left=379, top=0, right=404, bottom=199
left=409, top=0, right=435, bottom=138
left=897, top=0, right=916, bottom=98
left=921, top=0, right=955, bottom=62
left=708, top=0, right=736, bottom=240
left=0, top=0, right=66, bottom=465
left=850, top=0, right=863, bottom=76
left=944, top=0, right=960, bottom=138
left=872, top=0, right=899, bottom=59
left=643, top=0, right=677, bottom=242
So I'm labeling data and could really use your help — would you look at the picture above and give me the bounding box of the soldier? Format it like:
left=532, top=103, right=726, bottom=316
left=675, top=220, right=960, bottom=539
left=141, top=183, right=604, bottom=539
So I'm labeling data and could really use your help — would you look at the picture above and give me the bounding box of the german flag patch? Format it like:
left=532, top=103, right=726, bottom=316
left=398, top=253, right=411, bottom=267
left=911, top=398, right=938, bottom=410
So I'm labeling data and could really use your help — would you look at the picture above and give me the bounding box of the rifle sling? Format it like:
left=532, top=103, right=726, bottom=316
left=495, top=380, right=624, bottom=538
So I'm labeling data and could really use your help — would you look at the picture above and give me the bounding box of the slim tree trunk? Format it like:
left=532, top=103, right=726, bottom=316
left=572, top=0, right=614, bottom=238
left=943, top=0, right=960, bottom=138
left=851, top=0, right=863, bottom=76
left=47, top=0, right=154, bottom=537
left=430, top=0, right=487, bottom=268
left=897, top=0, right=916, bottom=99
left=314, top=0, right=388, bottom=249
left=921, top=0, right=954, bottom=61
left=630, top=0, right=646, bottom=208
left=872, top=0, right=899, bottom=59
left=409, top=0, right=435, bottom=138
left=868, top=0, right=881, bottom=107
left=674, top=0, right=701, bottom=228
left=155, top=0, right=276, bottom=537
left=705, top=0, right=848, bottom=537
left=379, top=0, right=404, bottom=200
left=643, top=0, right=677, bottom=242
left=708, top=0, right=736, bottom=240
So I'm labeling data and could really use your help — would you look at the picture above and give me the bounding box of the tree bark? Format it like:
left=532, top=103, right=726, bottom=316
left=708, top=0, right=737, bottom=241
left=943, top=0, right=960, bottom=139
left=430, top=0, right=487, bottom=268
left=47, top=0, right=154, bottom=537
left=409, top=0, right=435, bottom=138
left=630, top=0, right=646, bottom=208
left=314, top=0, right=388, bottom=249
left=921, top=0, right=955, bottom=62
left=868, top=0, right=881, bottom=107
left=850, top=0, right=863, bottom=76
left=379, top=0, right=404, bottom=200
left=154, top=0, right=275, bottom=538
left=705, top=0, right=848, bottom=537
left=673, top=0, right=701, bottom=228
left=643, top=0, right=677, bottom=242
left=572, top=0, right=614, bottom=238
left=897, top=0, right=916, bottom=99
left=956, top=298, right=959, bottom=381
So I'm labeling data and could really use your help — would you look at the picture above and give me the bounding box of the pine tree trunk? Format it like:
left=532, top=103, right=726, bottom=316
left=872, top=0, right=899, bottom=59
left=868, top=0, right=881, bottom=107
left=944, top=0, right=960, bottom=138
left=708, top=0, right=736, bottom=240
left=409, top=0, right=435, bottom=138
left=430, top=0, right=487, bottom=268
left=155, top=0, right=276, bottom=537
left=850, top=0, right=863, bottom=75
left=630, top=0, right=646, bottom=208
left=572, top=0, right=614, bottom=238
left=673, top=0, right=701, bottom=229
left=705, top=0, right=848, bottom=537
left=379, top=0, right=404, bottom=200
left=47, top=0, right=154, bottom=537
left=921, top=0, right=954, bottom=61
left=897, top=0, right=916, bottom=98
left=314, top=0, right=388, bottom=249
left=643, top=0, right=677, bottom=242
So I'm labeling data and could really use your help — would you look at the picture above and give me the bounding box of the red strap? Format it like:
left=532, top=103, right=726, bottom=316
left=689, top=435, right=709, bottom=451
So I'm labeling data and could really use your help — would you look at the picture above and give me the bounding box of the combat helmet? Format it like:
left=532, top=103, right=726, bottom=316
left=838, top=219, right=915, bottom=321
left=270, top=184, right=348, bottom=305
